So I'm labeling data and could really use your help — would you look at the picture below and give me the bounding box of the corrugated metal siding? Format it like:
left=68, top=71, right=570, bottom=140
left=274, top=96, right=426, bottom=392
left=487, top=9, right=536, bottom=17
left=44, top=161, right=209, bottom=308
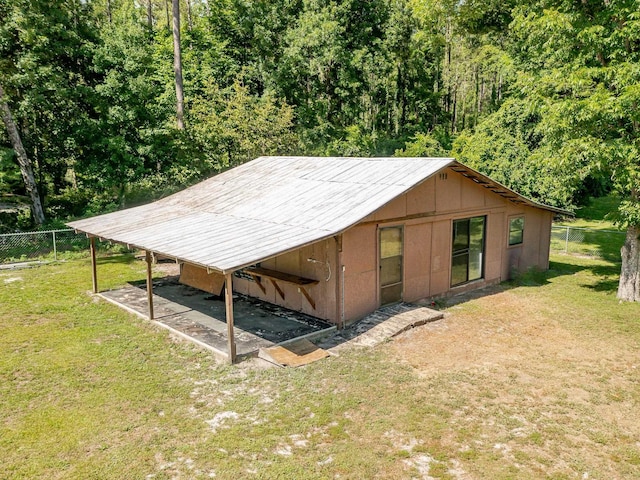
left=69, top=156, right=562, bottom=273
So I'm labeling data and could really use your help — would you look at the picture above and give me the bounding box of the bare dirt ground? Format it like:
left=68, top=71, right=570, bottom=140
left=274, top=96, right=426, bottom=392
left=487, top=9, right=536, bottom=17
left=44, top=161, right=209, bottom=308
left=388, top=284, right=640, bottom=479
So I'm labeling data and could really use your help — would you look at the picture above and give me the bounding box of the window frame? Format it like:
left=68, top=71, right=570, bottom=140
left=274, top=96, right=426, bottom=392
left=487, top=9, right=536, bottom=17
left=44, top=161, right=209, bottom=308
left=451, top=215, right=486, bottom=287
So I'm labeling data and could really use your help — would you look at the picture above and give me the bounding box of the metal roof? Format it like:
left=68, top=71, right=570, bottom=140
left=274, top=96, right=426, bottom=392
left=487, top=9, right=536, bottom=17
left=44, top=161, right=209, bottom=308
left=68, top=156, right=566, bottom=274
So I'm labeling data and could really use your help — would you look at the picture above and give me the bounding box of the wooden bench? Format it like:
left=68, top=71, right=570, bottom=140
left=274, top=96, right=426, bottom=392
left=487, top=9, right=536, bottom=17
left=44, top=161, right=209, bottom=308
left=245, top=267, right=319, bottom=309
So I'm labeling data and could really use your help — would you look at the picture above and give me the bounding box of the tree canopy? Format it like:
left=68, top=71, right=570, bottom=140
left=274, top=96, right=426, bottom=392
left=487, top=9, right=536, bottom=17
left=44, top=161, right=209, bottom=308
left=1, top=0, right=639, bottom=298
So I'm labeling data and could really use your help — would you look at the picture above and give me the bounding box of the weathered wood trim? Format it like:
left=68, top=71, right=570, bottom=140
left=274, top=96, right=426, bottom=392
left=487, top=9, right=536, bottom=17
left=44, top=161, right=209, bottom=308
left=299, top=286, right=316, bottom=310
left=225, top=273, right=236, bottom=364
left=90, top=237, right=98, bottom=294
left=269, top=278, right=285, bottom=300
left=145, top=250, right=154, bottom=320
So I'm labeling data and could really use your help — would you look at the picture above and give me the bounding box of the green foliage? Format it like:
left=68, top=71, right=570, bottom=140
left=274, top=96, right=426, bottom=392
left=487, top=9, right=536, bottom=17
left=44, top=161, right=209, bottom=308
left=509, top=0, right=640, bottom=227
left=324, top=125, right=378, bottom=156
left=0, top=147, right=21, bottom=194
left=395, top=131, right=449, bottom=157
left=0, top=0, right=99, bottom=200
left=0, top=0, right=637, bottom=243
left=188, top=81, right=298, bottom=174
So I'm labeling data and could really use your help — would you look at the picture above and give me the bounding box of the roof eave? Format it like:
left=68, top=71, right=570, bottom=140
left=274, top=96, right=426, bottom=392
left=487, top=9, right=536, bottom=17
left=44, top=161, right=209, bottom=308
left=448, top=161, right=573, bottom=216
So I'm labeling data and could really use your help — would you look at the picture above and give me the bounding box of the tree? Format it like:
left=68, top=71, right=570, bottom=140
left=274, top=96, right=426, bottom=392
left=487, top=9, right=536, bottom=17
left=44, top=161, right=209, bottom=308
left=498, top=0, right=640, bottom=301
left=0, top=0, right=99, bottom=213
left=80, top=1, right=173, bottom=201
left=189, top=81, right=298, bottom=174
left=172, top=0, right=185, bottom=129
left=0, top=84, right=45, bottom=225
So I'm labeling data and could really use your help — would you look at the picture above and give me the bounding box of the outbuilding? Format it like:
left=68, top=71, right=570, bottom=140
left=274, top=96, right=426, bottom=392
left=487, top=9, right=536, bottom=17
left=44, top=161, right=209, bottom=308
left=69, top=156, right=566, bottom=362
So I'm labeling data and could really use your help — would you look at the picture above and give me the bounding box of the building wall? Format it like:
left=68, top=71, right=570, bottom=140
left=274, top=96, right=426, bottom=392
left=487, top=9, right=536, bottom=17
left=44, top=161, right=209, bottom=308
left=233, top=166, right=554, bottom=326
left=339, top=167, right=554, bottom=324
left=232, top=238, right=339, bottom=322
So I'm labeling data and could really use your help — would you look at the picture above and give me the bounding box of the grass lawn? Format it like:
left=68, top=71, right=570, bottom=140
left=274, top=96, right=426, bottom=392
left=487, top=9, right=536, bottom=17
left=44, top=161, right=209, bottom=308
left=1, top=253, right=639, bottom=479
left=556, top=195, right=623, bottom=231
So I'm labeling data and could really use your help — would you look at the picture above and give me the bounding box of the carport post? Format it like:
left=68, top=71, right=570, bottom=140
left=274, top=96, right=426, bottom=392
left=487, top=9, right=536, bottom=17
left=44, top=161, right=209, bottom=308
left=90, top=236, right=98, bottom=294
left=225, top=273, right=236, bottom=364
left=145, top=250, right=154, bottom=320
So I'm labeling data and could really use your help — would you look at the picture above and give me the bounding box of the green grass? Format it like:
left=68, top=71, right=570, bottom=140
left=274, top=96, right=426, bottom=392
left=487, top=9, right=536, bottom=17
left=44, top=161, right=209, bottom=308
left=557, top=195, right=622, bottom=230
left=552, top=195, right=627, bottom=262
left=1, top=253, right=639, bottom=479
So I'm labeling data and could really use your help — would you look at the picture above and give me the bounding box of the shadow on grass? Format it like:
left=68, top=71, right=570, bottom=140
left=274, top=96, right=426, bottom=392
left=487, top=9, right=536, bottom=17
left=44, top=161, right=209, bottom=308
left=506, top=257, right=621, bottom=295
left=96, top=253, right=137, bottom=265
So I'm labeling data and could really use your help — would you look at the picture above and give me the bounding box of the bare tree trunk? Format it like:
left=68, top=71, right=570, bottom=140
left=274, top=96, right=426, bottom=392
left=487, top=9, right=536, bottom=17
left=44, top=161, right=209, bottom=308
left=147, top=0, right=153, bottom=29
left=618, top=191, right=640, bottom=302
left=106, top=0, right=112, bottom=23
left=185, top=0, right=193, bottom=31
left=165, top=0, right=170, bottom=31
left=0, top=83, right=45, bottom=225
left=172, top=0, right=185, bottom=129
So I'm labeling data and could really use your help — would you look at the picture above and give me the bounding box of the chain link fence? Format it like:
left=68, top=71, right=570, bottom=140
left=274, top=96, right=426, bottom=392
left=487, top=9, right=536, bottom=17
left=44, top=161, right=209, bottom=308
left=550, top=225, right=626, bottom=261
left=0, top=229, right=92, bottom=264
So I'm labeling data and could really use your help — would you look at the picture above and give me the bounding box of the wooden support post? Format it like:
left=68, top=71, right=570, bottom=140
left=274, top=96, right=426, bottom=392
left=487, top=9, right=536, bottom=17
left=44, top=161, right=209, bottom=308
left=225, top=273, right=236, bottom=364
left=90, top=236, right=98, bottom=294
left=145, top=250, right=154, bottom=320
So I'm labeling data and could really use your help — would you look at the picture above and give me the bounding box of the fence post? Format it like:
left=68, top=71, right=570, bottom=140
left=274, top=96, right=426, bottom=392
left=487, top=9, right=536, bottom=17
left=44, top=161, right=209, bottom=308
left=52, top=231, right=57, bottom=261
left=564, top=226, right=569, bottom=253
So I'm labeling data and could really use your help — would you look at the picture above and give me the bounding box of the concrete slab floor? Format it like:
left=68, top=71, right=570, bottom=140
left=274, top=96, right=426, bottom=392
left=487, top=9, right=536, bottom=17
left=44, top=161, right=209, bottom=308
left=100, top=275, right=335, bottom=358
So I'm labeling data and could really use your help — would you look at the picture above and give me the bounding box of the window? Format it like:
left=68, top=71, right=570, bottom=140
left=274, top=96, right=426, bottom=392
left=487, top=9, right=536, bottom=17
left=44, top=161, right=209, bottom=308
left=379, top=226, right=403, bottom=305
left=451, top=216, right=486, bottom=287
left=509, top=217, right=525, bottom=246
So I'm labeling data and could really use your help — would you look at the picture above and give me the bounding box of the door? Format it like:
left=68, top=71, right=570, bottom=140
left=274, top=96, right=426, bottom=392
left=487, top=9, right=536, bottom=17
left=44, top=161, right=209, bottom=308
left=451, top=216, right=486, bottom=286
left=380, top=226, right=403, bottom=305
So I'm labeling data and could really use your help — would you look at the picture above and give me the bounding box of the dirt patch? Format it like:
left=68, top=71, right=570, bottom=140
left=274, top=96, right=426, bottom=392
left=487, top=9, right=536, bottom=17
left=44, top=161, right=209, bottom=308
left=388, top=287, right=640, bottom=478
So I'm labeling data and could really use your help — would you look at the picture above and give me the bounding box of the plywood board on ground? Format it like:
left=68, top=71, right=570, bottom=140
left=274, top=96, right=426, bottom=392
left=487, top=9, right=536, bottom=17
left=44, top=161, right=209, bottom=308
left=258, top=339, right=329, bottom=367
left=179, top=262, right=225, bottom=295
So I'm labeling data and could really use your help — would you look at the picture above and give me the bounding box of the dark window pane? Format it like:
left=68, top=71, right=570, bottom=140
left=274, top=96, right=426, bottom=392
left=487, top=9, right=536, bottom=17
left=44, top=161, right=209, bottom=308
left=380, top=256, right=402, bottom=286
left=451, top=253, right=469, bottom=286
left=509, top=217, right=524, bottom=245
left=468, top=217, right=485, bottom=280
left=380, top=228, right=402, bottom=258
left=381, top=283, right=402, bottom=305
left=453, top=219, right=469, bottom=252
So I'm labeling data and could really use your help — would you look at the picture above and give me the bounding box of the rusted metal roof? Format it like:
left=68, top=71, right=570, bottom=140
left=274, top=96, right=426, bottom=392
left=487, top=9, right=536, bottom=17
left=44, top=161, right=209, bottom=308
left=68, top=156, right=566, bottom=273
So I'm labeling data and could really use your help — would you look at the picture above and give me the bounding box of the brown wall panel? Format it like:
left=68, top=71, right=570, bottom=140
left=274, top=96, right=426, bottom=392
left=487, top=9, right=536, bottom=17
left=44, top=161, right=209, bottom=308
left=404, top=223, right=432, bottom=301
left=484, top=212, right=505, bottom=281
left=342, top=224, right=378, bottom=322
left=461, top=178, right=487, bottom=209
left=343, top=270, right=378, bottom=323
left=179, top=263, right=225, bottom=295
left=374, top=195, right=407, bottom=221
left=342, top=224, right=377, bottom=274
left=407, top=177, right=436, bottom=215
left=435, top=169, right=462, bottom=212
left=429, top=220, right=451, bottom=296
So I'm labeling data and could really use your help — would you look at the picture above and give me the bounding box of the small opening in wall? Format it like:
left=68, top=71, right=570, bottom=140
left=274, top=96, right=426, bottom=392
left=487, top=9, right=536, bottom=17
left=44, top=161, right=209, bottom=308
left=439, top=172, right=448, bottom=180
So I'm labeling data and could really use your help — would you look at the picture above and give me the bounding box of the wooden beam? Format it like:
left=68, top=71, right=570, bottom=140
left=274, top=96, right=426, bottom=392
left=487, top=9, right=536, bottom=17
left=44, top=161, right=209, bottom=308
left=145, top=250, right=154, bottom=320
left=298, top=286, right=316, bottom=310
left=253, top=275, right=267, bottom=294
left=225, top=273, right=236, bottom=364
left=90, top=236, right=98, bottom=294
left=270, top=278, right=285, bottom=300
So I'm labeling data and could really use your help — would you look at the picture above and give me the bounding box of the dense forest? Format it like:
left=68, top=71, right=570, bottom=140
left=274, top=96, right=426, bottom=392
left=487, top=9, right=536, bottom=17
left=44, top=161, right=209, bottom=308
left=1, top=0, right=639, bottom=300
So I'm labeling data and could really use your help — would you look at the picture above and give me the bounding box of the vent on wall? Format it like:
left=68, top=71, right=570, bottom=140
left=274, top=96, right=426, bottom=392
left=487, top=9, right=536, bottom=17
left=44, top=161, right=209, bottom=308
left=439, top=172, right=448, bottom=180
